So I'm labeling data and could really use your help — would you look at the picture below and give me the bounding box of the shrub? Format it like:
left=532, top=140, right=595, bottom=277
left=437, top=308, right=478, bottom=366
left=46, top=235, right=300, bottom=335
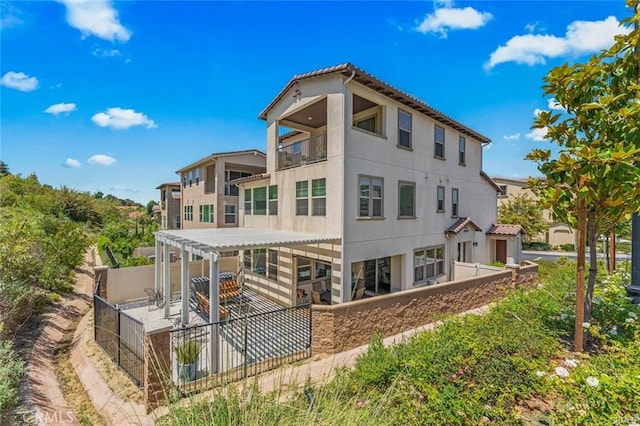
left=0, top=340, right=25, bottom=413
left=559, top=243, right=575, bottom=251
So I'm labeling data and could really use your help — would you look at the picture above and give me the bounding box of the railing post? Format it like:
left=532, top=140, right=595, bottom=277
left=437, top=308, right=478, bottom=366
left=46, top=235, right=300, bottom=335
left=117, top=306, right=121, bottom=368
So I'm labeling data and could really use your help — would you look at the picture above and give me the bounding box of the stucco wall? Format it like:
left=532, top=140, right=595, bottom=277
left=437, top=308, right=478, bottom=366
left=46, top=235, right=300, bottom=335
left=144, top=330, right=170, bottom=412
left=311, top=262, right=538, bottom=354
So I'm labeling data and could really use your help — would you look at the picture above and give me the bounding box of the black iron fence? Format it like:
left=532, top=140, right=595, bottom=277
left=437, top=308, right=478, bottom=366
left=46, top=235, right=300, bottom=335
left=94, top=281, right=144, bottom=387
left=170, top=303, right=312, bottom=392
left=276, top=133, right=327, bottom=170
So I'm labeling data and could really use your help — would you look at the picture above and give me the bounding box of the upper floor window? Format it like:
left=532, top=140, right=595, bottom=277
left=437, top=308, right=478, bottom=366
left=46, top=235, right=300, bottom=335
left=355, top=116, right=376, bottom=133
left=195, top=168, right=200, bottom=185
left=224, top=204, right=236, bottom=224
left=437, top=186, right=445, bottom=212
left=435, top=125, right=445, bottom=159
left=296, top=181, right=308, bottom=216
left=398, top=181, right=415, bottom=218
left=253, top=187, right=267, bottom=215
left=268, top=185, right=278, bottom=215
left=451, top=188, right=459, bottom=218
left=352, top=94, right=383, bottom=136
left=359, top=175, right=383, bottom=218
left=225, top=171, right=252, bottom=196
left=311, top=178, right=326, bottom=216
left=244, top=189, right=252, bottom=215
left=459, top=136, right=466, bottom=165
left=498, top=185, right=507, bottom=198
left=398, top=110, right=412, bottom=149
left=188, top=171, right=193, bottom=186
left=199, top=204, right=214, bottom=223
left=182, top=173, right=187, bottom=188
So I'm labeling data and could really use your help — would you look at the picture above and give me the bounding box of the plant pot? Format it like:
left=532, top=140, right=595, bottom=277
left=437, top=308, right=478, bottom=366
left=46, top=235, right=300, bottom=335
left=178, top=361, right=197, bottom=382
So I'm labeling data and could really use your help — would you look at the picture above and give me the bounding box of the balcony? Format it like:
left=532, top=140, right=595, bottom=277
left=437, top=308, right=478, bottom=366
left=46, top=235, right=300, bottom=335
left=276, top=133, right=327, bottom=170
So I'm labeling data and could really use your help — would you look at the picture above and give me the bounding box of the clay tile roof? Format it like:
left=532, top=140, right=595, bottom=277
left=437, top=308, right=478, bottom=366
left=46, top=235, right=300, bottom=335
left=230, top=173, right=270, bottom=185
left=445, top=217, right=482, bottom=234
left=259, top=63, right=491, bottom=144
left=486, top=224, right=524, bottom=236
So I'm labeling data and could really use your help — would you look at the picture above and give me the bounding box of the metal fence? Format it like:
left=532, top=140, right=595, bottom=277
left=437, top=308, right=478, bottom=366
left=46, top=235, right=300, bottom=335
left=94, top=281, right=144, bottom=388
left=170, top=303, right=312, bottom=392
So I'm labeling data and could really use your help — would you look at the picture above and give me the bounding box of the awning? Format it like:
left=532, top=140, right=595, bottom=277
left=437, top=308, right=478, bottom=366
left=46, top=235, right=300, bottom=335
left=156, top=228, right=340, bottom=257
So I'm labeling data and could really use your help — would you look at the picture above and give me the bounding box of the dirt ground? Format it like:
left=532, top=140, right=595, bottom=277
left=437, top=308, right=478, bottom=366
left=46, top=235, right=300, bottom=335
left=9, top=248, right=146, bottom=425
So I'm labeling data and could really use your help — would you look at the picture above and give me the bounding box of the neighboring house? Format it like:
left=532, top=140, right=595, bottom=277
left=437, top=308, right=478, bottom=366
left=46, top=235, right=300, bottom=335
left=176, top=150, right=266, bottom=229
left=493, top=176, right=576, bottom=247
left=234, top=63, right=515, bottom=305
left=156, top=182, right=182, bottom=229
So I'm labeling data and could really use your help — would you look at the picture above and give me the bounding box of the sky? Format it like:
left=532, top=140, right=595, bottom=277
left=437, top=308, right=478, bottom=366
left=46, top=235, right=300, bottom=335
left=0, top=0, right=633, bottom=204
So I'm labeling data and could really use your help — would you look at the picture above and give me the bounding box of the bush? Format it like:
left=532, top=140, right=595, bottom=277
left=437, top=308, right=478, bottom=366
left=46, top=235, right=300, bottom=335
left=523, top=242, right=552, bottom=251
left=559, top=243, right=575, bottom=252
left=0, top=340, right=25, bottom=413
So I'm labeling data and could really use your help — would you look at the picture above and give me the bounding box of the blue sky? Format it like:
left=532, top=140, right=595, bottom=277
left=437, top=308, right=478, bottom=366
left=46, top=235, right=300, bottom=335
left=0, top=0, right=632, bottom=204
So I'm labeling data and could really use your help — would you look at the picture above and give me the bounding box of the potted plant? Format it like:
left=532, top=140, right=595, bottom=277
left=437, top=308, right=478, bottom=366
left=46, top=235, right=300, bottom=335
left=175, top=339, right=201, bottom=382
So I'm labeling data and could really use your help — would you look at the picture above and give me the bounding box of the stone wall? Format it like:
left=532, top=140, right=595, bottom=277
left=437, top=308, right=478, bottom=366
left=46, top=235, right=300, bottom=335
left=312, top=262, right=538, bottom=354
left=144, top=330, right=171, bottom=412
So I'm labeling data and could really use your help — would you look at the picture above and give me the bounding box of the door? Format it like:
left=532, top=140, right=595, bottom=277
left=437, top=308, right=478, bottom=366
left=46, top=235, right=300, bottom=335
left=496, top=240, right=507, bottom=264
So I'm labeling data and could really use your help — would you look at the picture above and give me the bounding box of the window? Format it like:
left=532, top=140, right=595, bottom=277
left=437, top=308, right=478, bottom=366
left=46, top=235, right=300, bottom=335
left=205, top=165, right=215, bottom=193
left=253, top=248, right=266, bottom=275
left=452, top=188, right=459, bottom=218
left=435, top=125, right=445, bottom=159
left=199, top=204, right=214, bottom=223
left=268, top=185, right=278, bottom=215
left=175, top=215, right=181, bottom=229
left=355, top=116, right=376, bottom=132
left=243, top=249, right=252, bottom=271
left=359, top=175, right=383, bottom=218
left=498, top=185, right=507, bottom=198
left=398, top=110, right=412, bottom=149
left=398, top=181, right=415, bottom=218
left=188, top=171, right=193, bottom=186
left=311, top=178, right=326, bottom=216
left=297, top=258, right=312, bottom=282
left=224, top=204, right=236, bottom=224
left=414, top=246, right=445, bottom=283
left=459, top=137, right=466, bottom=165
left=296, top=181, right=308, bottom=216
left=244, top=189, right=252, bottom=214
left=182, top=173, right=187, bottom=188
left=195, top=168, right=200, bottom=185
left=268, top=249, right=278, bottom=280
left=183, top=205, right=193, bottom=221
left=437, top=186, right=445, bottom=212
left=225, top=171, right=252, bottom=196
left=253, top=187, right=267, bottom=215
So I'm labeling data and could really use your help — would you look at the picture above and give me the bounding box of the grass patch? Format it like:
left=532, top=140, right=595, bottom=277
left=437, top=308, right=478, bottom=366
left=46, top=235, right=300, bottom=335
left=160, top=261, right=640, bottom=425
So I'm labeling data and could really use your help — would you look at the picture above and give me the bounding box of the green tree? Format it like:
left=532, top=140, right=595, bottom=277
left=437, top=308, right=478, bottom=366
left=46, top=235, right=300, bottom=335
left=0, top=161, right=9, bottom=177
left=498, top=194, right=548, bottom=242
left=146, top=200, right=159, bottom=216
left=526, top=0, right=640, bottom=351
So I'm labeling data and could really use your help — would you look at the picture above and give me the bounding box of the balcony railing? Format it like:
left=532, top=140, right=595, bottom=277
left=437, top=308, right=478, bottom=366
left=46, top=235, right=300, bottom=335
left=276, top=133, right=327, bottom=170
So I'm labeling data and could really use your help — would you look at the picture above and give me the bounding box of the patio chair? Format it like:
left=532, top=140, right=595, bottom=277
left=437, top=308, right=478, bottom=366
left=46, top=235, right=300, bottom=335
left=353, top=287, right=366, bottom=301
left=144, top=288, right=165, bottom=311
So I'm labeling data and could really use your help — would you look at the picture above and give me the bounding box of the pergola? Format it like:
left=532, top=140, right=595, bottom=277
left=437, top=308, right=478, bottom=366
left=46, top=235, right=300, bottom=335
left=154, top=227, right=340, bottom=325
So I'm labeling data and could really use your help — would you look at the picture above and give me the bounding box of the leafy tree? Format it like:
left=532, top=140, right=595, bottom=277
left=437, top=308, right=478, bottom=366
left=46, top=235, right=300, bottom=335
left=146, top=200, right=159, bottom=216
left=498, top=194, right=548, bottom=242
left=526, top=0, right=640, bottom=351
left=0, top=161, right=9, bottom=177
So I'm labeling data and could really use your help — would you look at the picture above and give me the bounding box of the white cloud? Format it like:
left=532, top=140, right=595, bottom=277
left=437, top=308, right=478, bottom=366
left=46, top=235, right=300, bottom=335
left=415, top=2, right=492, bottom=38
left=485, top=16, right=629, bottom=70
left=45, top=102, right=77, bottom=115
left=547, top=98, right=565, bottom=111
left=92, top=47, right=121, bottom=57
left=57, top=0, right=131, bottom=42
left=1, top=3, right=24, bottom=29
left=1, top=71, right=38, bottom=91
left=88, top=154, right=117, bottom=166
left=64, top=158, right=81, bottom=167
left=91, top=107, right=156, bottom=130
left=109, top=185, right=139, bottom=193
left=503, top=133, right=521, bottom=140
left=526, top=127, right=548, bottom=141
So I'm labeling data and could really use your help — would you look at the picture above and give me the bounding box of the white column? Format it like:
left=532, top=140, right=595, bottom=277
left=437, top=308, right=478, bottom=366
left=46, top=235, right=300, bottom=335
left=181, top=244, right=190, bottom=325
left=154, top=237, right=161, bottom=294
left=163, top=242, right=171, bottom=318
left=208, top=252, right=220, bottom=373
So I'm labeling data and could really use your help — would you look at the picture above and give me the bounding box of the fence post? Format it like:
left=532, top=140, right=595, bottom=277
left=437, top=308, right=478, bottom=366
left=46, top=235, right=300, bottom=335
left=117, top=306, right=121, bottom=367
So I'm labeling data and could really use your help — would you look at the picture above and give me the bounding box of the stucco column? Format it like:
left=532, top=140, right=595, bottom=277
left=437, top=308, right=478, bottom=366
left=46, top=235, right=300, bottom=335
left=208, top=252, right=220, bottom=373
left=181, top=244, right=189, bottom=325
left=155, top=238, right=161, bottom=294
left=163, top=242, right=171, bottom=318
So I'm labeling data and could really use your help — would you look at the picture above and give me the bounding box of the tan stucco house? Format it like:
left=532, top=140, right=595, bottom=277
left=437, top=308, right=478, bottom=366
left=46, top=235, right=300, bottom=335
left=176, top=150, right=266, bottom=229
left=156, top=182, right=182, bottom=229
left=493, top=176, right=576, bottom=247
left=233, top=63, right=515, bottom=305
